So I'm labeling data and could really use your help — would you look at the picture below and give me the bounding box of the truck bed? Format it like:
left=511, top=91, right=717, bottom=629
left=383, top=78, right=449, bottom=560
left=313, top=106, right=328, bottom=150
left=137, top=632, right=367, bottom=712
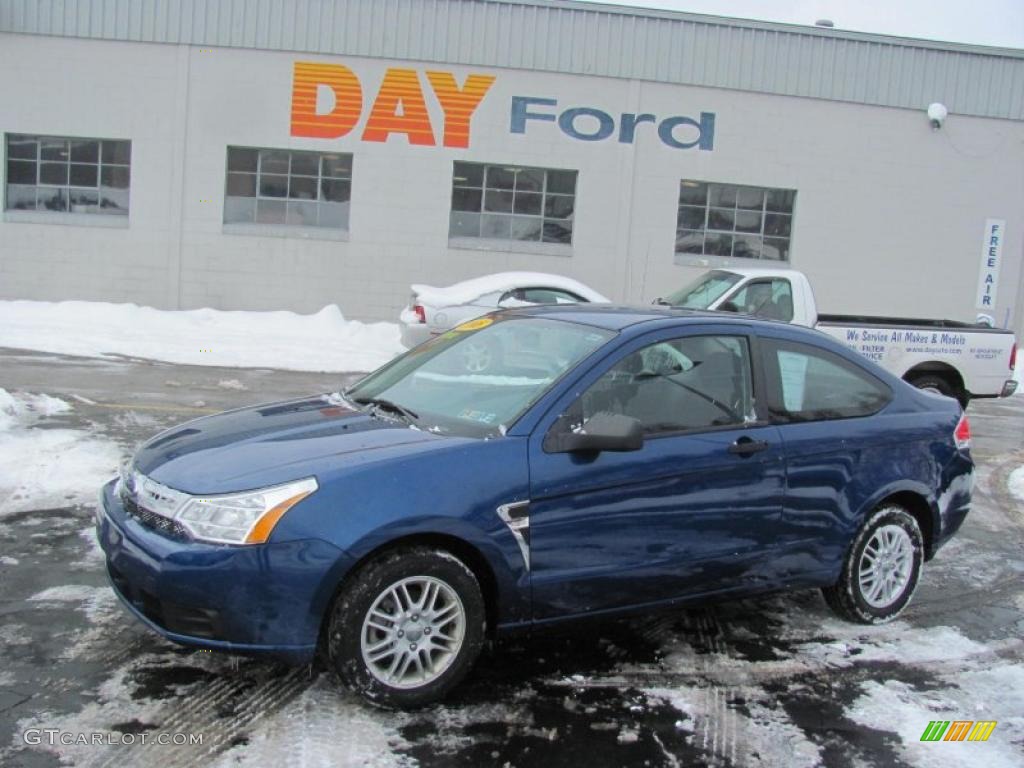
left=817, top=314, right=1014, bottom=334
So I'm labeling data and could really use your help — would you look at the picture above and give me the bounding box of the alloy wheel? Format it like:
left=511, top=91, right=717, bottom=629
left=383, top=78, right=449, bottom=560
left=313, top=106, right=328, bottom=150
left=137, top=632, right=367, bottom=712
left=360, top=576, right=466, bottom=690
left=858, top=524, right=914, bottom=608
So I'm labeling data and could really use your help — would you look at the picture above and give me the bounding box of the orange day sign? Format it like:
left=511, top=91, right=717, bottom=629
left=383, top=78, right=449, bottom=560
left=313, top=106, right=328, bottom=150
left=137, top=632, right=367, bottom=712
left=290, top=62, right=496, bottom=148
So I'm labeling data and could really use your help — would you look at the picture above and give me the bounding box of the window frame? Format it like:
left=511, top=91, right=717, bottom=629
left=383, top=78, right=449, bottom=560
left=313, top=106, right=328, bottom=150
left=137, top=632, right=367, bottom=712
left=448, top=161, right=578, bottom=246
left=758, top=335, right=893, bottom=424
left=4, top=132, right=131, bottom=217
left=675, top=179, right=796, bottom=262
left=222, top=145, right=353, bottom=231
left=543, top=328, right=770, bottom=450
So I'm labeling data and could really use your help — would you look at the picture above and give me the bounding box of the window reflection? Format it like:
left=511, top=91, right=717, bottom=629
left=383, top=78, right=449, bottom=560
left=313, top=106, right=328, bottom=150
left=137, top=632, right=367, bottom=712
left=675, top=180, right=795, bottom=261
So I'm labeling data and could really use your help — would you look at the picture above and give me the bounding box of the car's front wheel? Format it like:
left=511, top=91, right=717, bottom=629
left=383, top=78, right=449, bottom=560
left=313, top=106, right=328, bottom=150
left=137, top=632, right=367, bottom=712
left=822, top=505, right=923, bottom=624
left=327, top=546, right=485, bottom=708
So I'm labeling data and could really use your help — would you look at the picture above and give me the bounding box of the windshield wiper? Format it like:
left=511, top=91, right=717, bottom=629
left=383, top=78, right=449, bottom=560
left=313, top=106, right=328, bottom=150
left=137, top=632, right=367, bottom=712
left=353, top=397, right=419, bottom=423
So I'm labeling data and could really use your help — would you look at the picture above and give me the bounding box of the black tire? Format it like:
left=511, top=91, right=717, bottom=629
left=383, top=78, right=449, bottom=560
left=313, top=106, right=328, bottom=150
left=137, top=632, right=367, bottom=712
left=908, top=374, right=967, bottom=408
left=327, top=546, right=485, bottom=709
left=822, top=505, right=924, bottom=624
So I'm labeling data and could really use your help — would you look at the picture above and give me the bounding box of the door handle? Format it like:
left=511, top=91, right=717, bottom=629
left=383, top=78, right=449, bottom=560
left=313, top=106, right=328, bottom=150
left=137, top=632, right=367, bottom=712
left=728, top=437, right=770, bottom=456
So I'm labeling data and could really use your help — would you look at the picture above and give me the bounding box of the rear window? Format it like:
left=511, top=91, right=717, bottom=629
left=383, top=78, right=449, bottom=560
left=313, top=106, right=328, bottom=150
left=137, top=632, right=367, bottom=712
left=762, top=338, right=891, bottom=422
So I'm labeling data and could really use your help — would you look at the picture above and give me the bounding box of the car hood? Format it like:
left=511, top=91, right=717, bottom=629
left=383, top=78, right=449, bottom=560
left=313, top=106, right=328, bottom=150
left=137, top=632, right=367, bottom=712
left=133, top=394, right=446, bottom=494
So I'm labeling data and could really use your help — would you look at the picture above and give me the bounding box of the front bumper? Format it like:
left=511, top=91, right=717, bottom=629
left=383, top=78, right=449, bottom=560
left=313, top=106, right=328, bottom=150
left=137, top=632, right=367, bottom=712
left=96, top=479, right=353, bottom=663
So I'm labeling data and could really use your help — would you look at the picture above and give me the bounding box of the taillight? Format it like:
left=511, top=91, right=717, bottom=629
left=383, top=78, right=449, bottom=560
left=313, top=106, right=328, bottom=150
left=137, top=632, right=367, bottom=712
left=412, top=304, right=426, bottom=324
left=1010, top=342, right=1017, bottom=371
left=954, top=414, right=971, bottom=451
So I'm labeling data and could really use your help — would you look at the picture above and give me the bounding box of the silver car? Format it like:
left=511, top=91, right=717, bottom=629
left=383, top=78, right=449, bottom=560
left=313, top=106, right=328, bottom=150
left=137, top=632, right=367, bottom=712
left=399, top=272, right=610, bottom=369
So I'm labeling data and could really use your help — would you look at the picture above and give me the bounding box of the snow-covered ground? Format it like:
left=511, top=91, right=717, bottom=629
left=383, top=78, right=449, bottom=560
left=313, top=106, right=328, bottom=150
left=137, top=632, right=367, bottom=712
left=0, top=388, right=122, bottom=517
left=0, top=300, right=404, bottom=373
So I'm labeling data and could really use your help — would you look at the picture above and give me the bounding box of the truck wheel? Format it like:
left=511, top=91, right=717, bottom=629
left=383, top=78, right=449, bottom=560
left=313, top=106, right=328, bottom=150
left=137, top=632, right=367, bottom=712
left=822, top=505, right=923, bottom=624
left=327, top=547, right=485, bottom=709
left=908, top=374, right=967, bottom=408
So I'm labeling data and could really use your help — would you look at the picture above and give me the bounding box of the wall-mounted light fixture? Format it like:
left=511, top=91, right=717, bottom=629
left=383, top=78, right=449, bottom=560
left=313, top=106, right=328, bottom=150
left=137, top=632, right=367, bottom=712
left=927, top=102, right=948, bottom=130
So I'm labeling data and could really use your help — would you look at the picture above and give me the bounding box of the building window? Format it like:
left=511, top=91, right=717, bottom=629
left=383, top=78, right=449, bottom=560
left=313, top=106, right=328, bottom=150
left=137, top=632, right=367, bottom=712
left=5, top=133, right=131, bottom=215
left=676, top=181, right=795, bottom=261
left=450, top=162, right=577, bottom=244
left=224, top=147, right=352, bottom=229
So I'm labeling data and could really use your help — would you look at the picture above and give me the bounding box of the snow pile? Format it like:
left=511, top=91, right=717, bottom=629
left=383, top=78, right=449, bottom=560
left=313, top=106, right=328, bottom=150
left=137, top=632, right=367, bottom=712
left=411, top=271, right=609, bottom=307
left=0, top=388, right=122, bottom=516
left=0, top=389, right=70, bottom=430
left=0, top=300, right=404, bottom=373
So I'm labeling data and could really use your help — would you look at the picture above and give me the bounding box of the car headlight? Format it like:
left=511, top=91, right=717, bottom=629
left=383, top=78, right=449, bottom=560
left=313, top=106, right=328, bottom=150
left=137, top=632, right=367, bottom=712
left=176, top=477, right=318, bottom=545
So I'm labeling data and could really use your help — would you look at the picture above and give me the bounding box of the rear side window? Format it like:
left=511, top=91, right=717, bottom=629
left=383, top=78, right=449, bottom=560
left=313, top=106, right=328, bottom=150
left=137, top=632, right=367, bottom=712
left=763, top=338, right=890, bottom=422
left=521, top=287, right=585, bottom=304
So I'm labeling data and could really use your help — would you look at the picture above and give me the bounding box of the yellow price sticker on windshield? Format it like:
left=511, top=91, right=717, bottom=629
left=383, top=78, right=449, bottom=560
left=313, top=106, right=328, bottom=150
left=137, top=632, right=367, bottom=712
left=454, top=317, right=493, bottom=332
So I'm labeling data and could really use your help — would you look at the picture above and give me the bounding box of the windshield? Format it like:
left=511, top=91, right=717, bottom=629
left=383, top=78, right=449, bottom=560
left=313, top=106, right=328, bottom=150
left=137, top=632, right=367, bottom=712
left=662, top=270, right=741, bottom=309
left=345, top=316, right=615, bottom=437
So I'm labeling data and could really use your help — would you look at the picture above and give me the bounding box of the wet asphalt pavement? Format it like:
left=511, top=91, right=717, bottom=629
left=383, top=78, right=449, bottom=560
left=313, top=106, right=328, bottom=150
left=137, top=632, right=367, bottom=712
left=1, top=347, right=1022, bottom=767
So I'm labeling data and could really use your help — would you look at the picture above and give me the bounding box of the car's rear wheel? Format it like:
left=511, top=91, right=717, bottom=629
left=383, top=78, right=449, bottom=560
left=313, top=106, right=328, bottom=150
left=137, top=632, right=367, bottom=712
left=822, top=505, right=923, bottom=624
left=327, top=547, right=485, bottom=708
left=907, top=373, right=968, bottom=409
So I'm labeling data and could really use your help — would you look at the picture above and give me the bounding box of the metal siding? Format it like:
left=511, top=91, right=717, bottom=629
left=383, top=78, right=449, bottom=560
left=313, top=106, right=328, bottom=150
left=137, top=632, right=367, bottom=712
left=1, top=0, right=1021, bottom=120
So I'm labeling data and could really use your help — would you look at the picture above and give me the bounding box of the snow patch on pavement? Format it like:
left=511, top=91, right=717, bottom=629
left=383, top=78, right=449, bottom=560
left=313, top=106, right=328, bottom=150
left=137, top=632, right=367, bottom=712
left=639, top=596, right=1021, bottom=767
left=15, top=661, right=176, bottom=765
left=848, top=663, right=1024, bottom=768
left=214, top=677, right=414, bottom=768
left=1009, top=466, right=1024, bottom=505
left=0, top=389, right=122, bottom=517
left=28, top=585, right=100, bottom=603
left=0, top=300, right=403, bottom=373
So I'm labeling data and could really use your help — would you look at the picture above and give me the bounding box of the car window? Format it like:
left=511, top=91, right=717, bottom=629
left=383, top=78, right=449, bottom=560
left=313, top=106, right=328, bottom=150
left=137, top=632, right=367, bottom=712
left=521, top=287, right=586, bottom=304
left=345, top=317, right=615, bottom=437
left=726, top=279, right=793, bottom=321
left=763, top=339, right=891, bottom=422
left=558, top=335, right=756, bottom=436
left=663, top=270, right=741, bottom=308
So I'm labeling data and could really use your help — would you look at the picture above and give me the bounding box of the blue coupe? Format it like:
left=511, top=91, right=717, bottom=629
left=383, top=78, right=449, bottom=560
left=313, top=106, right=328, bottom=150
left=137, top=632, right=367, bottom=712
left=97, top=306, right=973, bottom=707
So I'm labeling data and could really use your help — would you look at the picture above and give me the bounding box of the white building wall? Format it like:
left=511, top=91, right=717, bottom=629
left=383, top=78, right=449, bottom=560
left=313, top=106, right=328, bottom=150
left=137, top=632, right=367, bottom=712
left=1, top=33, right=1022, bottom=337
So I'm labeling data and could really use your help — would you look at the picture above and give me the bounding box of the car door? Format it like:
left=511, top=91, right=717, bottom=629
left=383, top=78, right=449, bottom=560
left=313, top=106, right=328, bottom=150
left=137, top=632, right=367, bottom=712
left=756, top=333, right=895, bottom=583
left=526, top=327, right=787, bottom=620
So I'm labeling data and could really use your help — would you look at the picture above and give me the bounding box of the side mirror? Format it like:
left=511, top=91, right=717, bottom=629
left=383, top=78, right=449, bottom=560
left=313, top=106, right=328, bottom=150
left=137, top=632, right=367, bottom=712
left=719, top=301, right=740, bottom=313
left=546, top=412, right=644, bottom=454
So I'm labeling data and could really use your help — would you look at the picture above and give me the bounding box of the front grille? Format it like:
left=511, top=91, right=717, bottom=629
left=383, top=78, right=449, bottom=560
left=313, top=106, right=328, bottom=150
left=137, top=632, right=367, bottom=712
left=123, top=495, right=191, bottom=540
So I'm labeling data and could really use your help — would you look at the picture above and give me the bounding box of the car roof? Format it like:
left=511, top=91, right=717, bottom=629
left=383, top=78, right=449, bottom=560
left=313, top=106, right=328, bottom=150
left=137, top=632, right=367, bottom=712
left=503, top=303, right=747, bottom=330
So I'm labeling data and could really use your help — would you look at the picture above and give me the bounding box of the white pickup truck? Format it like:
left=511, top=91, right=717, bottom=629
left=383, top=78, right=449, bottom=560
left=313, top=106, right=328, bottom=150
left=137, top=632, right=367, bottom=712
left=658, top=268, right=1018, bottom=407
